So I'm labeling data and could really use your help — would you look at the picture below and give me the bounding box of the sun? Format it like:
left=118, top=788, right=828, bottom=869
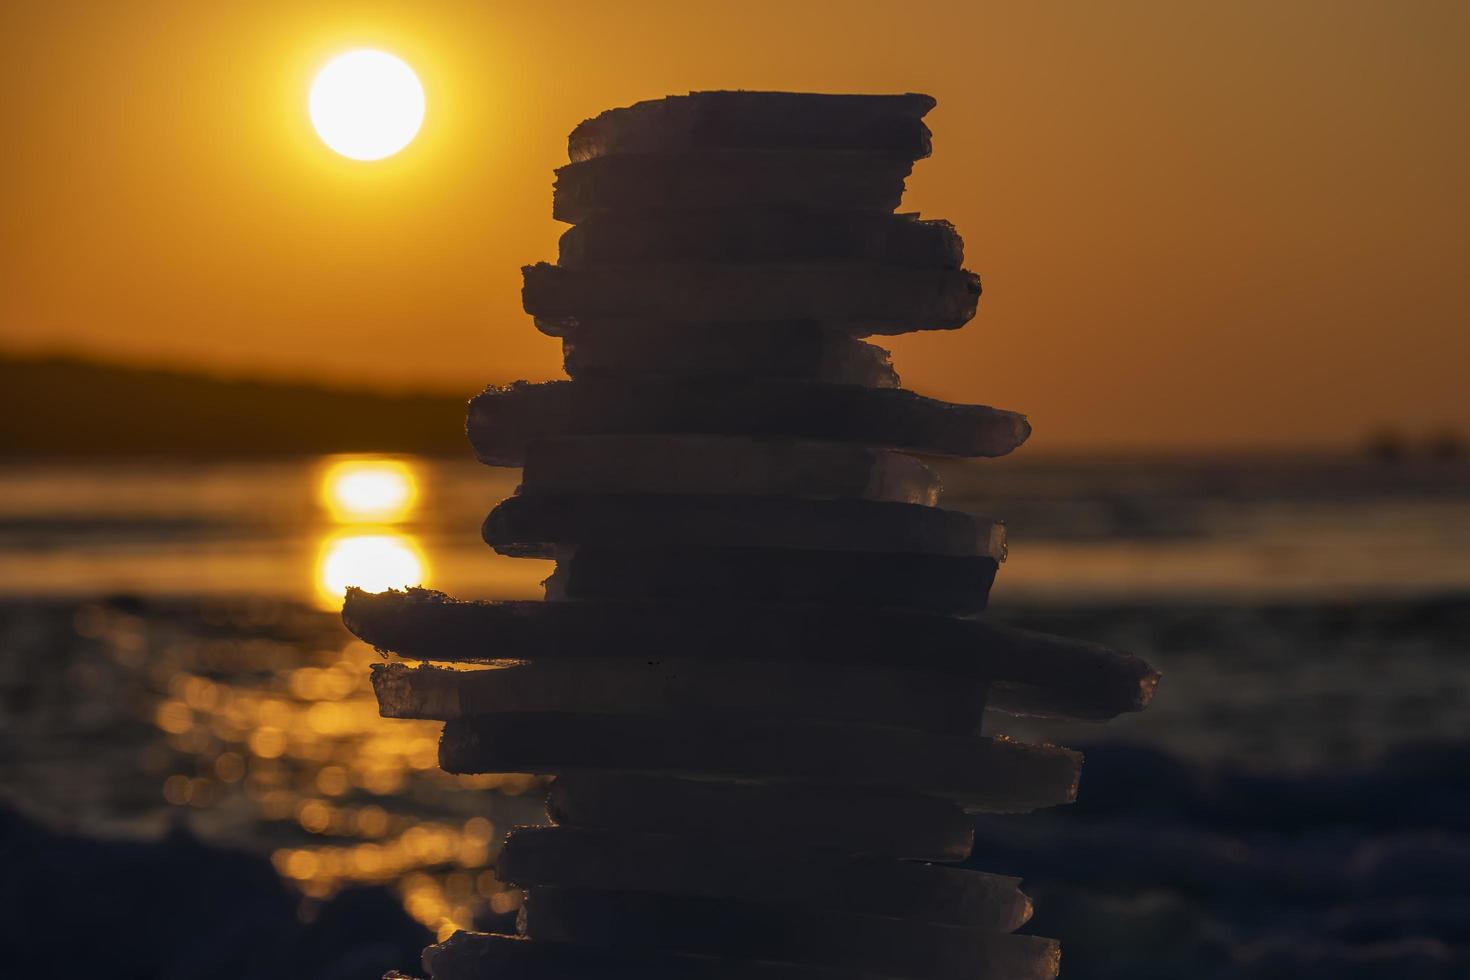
left=310, top=49, right=425, bottom=161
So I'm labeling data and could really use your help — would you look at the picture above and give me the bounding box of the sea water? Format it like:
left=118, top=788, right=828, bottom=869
left=1, top=453, right=1467, bottom=961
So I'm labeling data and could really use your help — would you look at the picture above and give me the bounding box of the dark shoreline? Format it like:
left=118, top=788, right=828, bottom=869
left=0, top=355, right=472, bottom=458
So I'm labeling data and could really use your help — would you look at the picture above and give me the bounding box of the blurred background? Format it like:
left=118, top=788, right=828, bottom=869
left=2, top=2, right=1468, bottom=978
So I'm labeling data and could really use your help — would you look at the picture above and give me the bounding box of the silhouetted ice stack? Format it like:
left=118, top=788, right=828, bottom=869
left=345, top=91, right=1159, bottom=980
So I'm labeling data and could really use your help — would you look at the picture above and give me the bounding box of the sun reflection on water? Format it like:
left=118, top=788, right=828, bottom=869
left=319, top=457, right=418, bottom=523
left=72, top=456, right=538, bottom=940
left=314, top=531, right=427, bottom=611
left=313, top=457, right=429, bottom=611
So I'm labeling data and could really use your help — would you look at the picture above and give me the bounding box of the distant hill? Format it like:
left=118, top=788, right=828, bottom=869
left=0, top=355, right=478, bottom=456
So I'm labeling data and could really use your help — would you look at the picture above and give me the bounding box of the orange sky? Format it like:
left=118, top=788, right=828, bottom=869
left=2, top=0, right=1467, bottom=450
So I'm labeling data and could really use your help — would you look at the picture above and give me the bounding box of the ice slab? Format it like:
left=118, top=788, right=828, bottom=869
left=523, top=262, right=980, bottom=336
left=562, top=321, right=900, bottom=387
left=521, top=436, right=937, bottom=504
left=372, top=658, right=987, bottom=734
left=568, top=91, right=936, bottom=162
left=423, top=930, right=890, bottom=980
left=545, top=545, right=999, bottom=614
left=553, top=151, right=913, bottom=223
left=548, top=772, right=974, bottom=862
left=482, top=493, right=1004, bottom=560
left=520, top=886, right=1061, bottom=980
left=558, top=210, right=961, bottom=268
left=439, top=712, right=1081, bottom=812
left=499, top=825, right=1030, bottom=930
left=344, top=590, right=1157, bottom=721
left=467, top=379, right=1030, bottom=467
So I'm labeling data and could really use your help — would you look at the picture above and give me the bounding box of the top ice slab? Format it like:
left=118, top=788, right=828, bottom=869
left=568, top=91, right=937, bottom=163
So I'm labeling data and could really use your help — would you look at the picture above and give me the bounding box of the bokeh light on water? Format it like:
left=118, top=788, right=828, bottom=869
left=66, top=596, right=546, bottom=941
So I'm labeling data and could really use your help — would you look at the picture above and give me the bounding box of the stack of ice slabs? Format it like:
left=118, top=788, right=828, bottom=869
left=345, top=91, right=1159, bottom=980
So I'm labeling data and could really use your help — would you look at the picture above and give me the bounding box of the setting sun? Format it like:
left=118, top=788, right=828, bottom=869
left=309, top=49, right=425, bottom=160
